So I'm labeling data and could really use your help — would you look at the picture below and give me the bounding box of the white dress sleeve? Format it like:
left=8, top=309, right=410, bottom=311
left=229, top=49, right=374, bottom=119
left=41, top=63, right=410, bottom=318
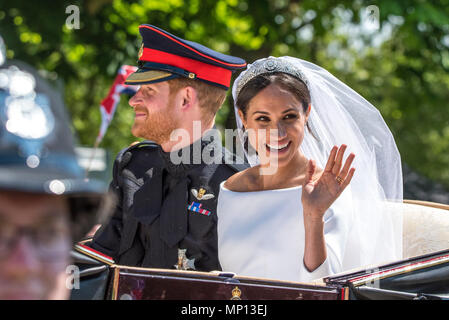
left=299, top=258, right=332, bottom=282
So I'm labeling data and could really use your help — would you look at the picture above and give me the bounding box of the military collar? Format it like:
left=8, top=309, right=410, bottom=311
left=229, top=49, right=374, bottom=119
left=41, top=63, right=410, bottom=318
left=158, top=128, right=222, bottom=177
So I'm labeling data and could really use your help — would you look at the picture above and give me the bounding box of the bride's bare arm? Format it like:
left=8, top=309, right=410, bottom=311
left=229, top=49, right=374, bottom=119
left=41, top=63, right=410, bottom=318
left=302, top=145, right=355, bottom=271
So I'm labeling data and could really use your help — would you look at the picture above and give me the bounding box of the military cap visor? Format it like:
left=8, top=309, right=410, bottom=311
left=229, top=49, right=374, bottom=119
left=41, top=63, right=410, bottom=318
left=124, top=65, right=179, bottom=85
left=125, top=24, right=247, bottom=89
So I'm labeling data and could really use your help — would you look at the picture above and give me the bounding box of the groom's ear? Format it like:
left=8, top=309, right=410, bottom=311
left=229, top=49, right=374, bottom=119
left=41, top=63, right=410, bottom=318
left=179, top=86, right=198, bottom=111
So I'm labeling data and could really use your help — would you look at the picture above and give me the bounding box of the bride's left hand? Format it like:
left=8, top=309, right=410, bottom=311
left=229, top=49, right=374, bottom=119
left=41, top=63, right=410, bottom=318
left=301, top=144, right=355, bottom=222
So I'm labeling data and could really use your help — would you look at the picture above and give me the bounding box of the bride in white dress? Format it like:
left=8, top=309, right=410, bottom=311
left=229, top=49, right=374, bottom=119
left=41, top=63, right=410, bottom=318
left=217, top=56, right=403, bottom=282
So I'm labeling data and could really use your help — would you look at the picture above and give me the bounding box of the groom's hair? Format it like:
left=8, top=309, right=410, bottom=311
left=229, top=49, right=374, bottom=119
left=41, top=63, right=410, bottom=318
left=168, top=78, right=227, bottom=123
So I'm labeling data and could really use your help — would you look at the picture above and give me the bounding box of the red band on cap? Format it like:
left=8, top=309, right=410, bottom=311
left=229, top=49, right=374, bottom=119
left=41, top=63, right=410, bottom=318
left=140, top=48, right=232, bottom=88
left=140, top=25, right=247, bottom=68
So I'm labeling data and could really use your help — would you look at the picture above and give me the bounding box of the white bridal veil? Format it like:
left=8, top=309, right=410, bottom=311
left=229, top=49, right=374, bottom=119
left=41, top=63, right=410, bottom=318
left=232, top=56, right=403, bottom=269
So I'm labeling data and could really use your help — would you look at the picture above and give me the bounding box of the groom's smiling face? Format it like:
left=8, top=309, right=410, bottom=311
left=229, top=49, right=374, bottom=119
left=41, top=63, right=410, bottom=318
left=240, top=83, right=309, bottom=168
left=128, top=82, right=179, bottom=144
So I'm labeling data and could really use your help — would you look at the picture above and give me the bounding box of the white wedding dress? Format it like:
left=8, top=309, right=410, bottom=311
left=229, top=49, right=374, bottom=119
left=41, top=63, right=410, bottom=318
left=217, top=56, right=403, bottom=283
left=217, top=181, right=357, bottom=283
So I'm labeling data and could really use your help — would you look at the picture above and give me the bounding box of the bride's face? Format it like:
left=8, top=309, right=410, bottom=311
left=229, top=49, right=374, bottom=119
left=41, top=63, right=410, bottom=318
left=239, top=83, right=310, bottom=169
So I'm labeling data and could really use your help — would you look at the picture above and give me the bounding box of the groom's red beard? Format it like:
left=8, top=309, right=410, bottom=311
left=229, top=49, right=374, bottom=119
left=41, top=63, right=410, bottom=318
left=131, top=101, right=179, bottom=144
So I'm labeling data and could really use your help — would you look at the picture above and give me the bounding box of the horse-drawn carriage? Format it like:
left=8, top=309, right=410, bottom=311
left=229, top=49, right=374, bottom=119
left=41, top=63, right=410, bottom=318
left=71, top=199, right=449, bottom=300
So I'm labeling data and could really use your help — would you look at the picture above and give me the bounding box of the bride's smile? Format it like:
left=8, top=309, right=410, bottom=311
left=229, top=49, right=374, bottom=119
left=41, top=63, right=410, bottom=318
left=265, top=140, right=291, bottom=153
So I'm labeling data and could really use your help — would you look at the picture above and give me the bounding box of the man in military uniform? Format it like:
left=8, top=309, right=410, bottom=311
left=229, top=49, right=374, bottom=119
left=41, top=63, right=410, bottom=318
left=90, top=24, right=248, bottom=271
left=0, top=51, right=109, bottom=299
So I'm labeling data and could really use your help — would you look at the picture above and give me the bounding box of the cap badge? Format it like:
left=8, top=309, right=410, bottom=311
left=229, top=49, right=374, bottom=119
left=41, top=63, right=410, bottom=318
left=138, top=43, right=144, bottom=59
left=191, top=187, right=214, bottom=200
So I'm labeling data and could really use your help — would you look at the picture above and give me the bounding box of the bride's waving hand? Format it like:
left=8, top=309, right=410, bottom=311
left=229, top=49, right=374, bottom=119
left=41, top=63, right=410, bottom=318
left=302, top=144, right=355, bottom=221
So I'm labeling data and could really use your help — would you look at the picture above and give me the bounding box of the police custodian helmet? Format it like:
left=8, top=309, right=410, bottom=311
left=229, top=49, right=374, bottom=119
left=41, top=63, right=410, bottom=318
left=0, top=42, right=112, bottom=242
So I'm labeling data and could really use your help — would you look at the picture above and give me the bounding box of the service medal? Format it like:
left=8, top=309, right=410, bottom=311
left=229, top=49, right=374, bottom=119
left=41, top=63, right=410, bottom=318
left=187, top=201, right=211, bottom=216
left=174, top=248, right=196, bottom=270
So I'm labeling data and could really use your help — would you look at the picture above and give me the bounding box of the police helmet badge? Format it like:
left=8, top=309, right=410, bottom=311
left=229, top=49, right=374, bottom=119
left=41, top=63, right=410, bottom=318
left=0, top=66, right=55, bottom=161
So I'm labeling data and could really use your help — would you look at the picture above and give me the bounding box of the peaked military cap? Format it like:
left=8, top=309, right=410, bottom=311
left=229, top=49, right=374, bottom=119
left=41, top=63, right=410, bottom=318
left=125, top=24, right=247, bottom=89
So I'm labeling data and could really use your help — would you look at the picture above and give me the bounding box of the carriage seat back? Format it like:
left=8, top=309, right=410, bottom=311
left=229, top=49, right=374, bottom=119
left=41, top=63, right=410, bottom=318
left=402, top=200, right=449, bottom=259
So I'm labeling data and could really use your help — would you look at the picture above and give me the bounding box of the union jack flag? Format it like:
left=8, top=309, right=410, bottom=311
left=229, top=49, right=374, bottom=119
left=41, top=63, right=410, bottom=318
left=97, top=65, right=138, bottom=142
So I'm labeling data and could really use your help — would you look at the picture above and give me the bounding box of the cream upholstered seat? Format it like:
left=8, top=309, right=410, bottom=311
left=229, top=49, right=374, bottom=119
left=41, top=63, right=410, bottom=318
left=312, top=201, right=449, bottom=283
left=401, top=200, right=449, bottom=259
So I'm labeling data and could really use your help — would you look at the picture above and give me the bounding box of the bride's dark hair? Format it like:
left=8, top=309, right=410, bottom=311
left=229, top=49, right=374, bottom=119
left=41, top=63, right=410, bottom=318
left=236, top=72, right=315, bottom=137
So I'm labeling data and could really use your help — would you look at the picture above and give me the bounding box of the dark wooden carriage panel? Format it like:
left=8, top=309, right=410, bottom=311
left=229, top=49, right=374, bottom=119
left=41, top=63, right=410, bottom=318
left=108, top=266, right=342, bottom=300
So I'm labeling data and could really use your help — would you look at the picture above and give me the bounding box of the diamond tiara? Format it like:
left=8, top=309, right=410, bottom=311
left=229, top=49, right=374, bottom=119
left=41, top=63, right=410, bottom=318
left=235, top=57, right=309, bottom=98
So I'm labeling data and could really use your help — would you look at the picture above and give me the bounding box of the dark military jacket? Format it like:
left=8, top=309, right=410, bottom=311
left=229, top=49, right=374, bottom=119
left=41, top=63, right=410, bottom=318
left=90, top=131, right=247, bottom=271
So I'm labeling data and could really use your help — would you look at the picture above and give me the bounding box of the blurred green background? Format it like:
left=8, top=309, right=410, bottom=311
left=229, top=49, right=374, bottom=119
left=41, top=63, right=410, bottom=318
left=1, top=0, right=449, bottom=190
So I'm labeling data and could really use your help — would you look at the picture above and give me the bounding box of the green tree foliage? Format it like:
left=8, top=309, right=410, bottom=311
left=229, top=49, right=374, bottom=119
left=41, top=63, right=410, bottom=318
left=1, top=0, right=448, bottom=186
